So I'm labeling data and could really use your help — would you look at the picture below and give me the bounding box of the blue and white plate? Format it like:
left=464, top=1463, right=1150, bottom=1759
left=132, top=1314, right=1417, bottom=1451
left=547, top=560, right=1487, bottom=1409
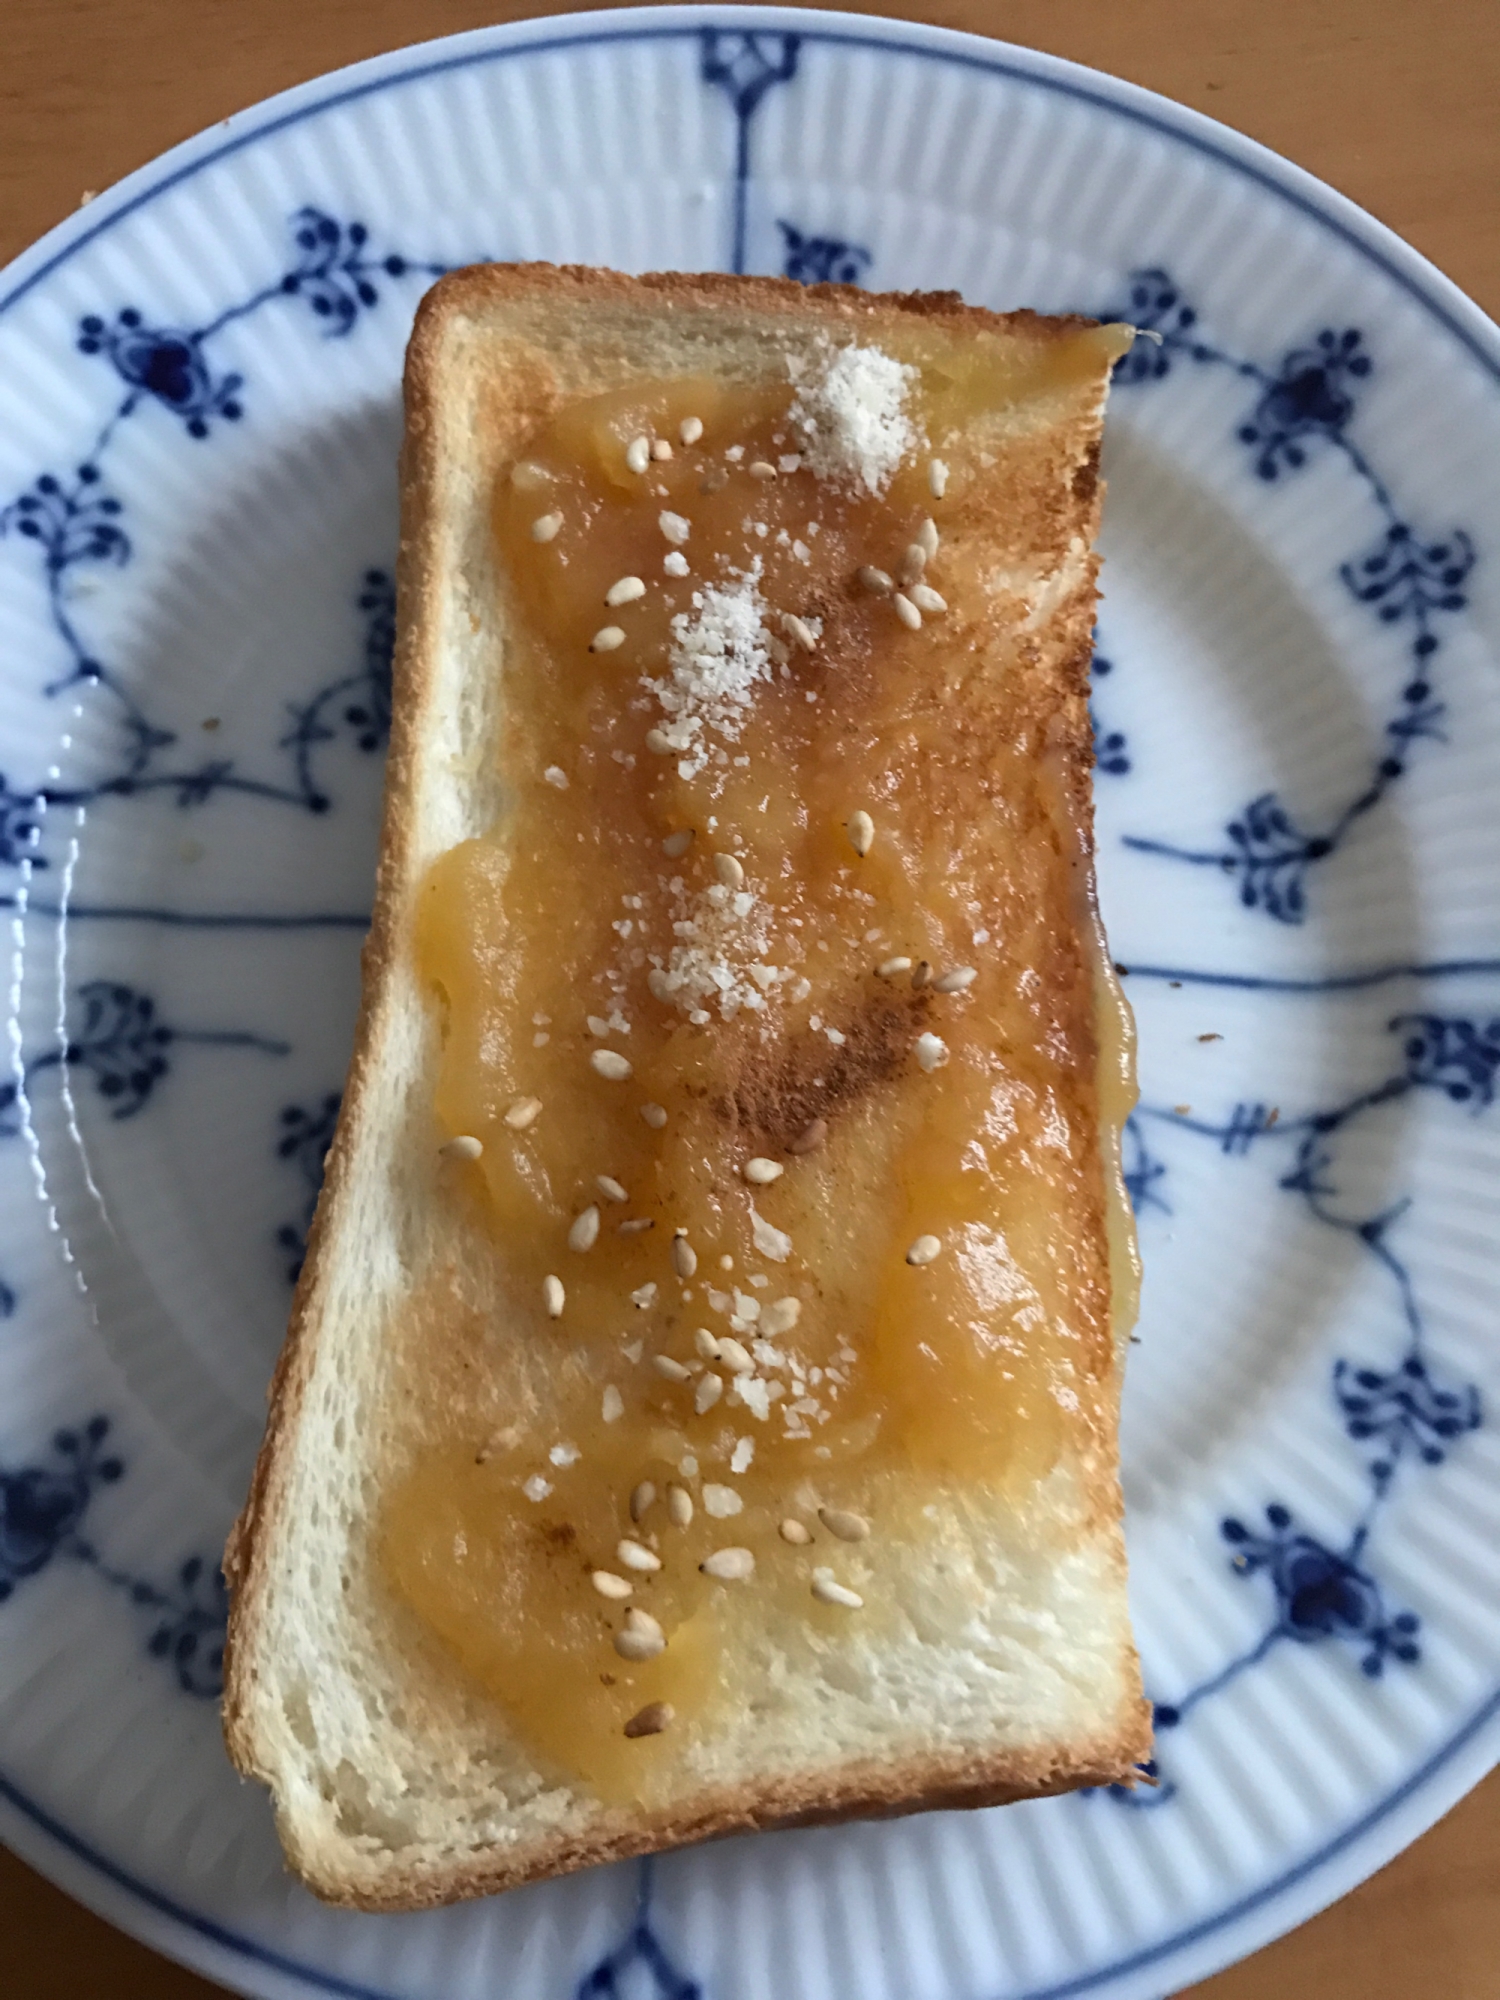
left=2, top=9, right=1498, bottom=1997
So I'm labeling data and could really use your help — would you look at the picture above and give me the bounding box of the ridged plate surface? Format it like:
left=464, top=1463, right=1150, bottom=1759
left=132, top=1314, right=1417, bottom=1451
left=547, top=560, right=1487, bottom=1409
left=1, top=10, right=1498, bottom=1999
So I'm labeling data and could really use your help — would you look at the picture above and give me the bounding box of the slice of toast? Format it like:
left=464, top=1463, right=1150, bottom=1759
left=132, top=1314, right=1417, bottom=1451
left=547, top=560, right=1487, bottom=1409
left=223, top=265, right=1150, bottom=1910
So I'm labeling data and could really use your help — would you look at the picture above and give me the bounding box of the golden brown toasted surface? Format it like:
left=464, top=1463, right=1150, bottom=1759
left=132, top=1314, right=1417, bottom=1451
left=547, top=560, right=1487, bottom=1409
left=222, top=263, right=1148, bottom=1912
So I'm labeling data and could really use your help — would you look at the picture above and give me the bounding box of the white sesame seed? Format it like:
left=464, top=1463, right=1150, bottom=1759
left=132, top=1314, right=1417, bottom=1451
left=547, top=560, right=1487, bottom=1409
left=716, top=1336, right=755, bottom=1376
left=703, top=1482, right=744, bottom=1517
left=848, top=810, right=875, bottom=858
left=812, top=1573, right=864, bottom=1609
left=700, top=1546, right=755, bottom=1581
left=504, top=1096, right=543, bottom=1130
left=694, top=1327, right=722, bottom=1361
left=714, top=851, right=745, bottom=889
left=569, top=1206, right=601, bottom=1252
left=625, top=435, right=650, bottom=475
left=899, top=543, right=928, bottom=584
left=592, top=1569, right=632, bottom=1600
left=588, top=1015, right=613, bottom=1037
left=647, top=438, right=672, bottom=462
left=614, top=1623, right=665, bottom=1662
left=658, top=510, right=691, bottom=545
left=602, top=1385, right=625, bottom=1423
left=543, top=764, right=569, bottom=789
left=670, top=1232, right=698, bottom=1280
left=633, top=1282, right=658, bottom=1308
left=653, top=1354, right=691, bottom=1382
left=876, top=957, right=913, bottom=979
left=641, top=1101, right=669, bottom=1129
left=928, top=459, right=949, bottom=498
left=440, top=1133, right=484, bottom=1161
left=662, top=828, right=694, bottom=857
left=781, top=613, right=818, bottom=652
left=917, top=516, right=940, bottom=559
left=679, top=415, right=704, bottom=446
left=759, top=1298, right=801, bottom=1340
left=907, top=1234, right=942, bottom=1266
left=594, top=1176, right=628, bottom=1206
left=543, top=1274, right=565, bottom=1318
left=858, top=565, right=894, bottom=595
left=591, top=1050, right=633, bottom=1081
left=606, top=575, right=647, bottom=607
left=617, top=1538, right=661, bottom=1573
left=915, top=1032, right=948, bottom=1073
left=667, top=1483, right=694, bottom=1527
left=788, top=1119, right=827, bottom=1156
left=779, top=1517, right=812, bottom=1544
left=591, top=625, right=626, bottom=653
left=630, top=1480, right=657, bottom=1521
left=531, top=511, right=563, bottom=542
left=934, top=966, right=977, bottom=993
left=645, top=728, right=675, bottom=755
left=618, top=1217, right=654, bottom=1235
left=510, top=460, right=550, bottom=491
left=893, top=593, right=922, bottom=631
left=695, top=1372, right=723, bottom=1414
left=819, top=1507, right=870, bottom=1542
left=909, top=583, right=947, bottom=615
left=748, top=461, right=777, bottom=480
left=623, top=1700, right=674, bottom=1737
left=743, top=1157, right=783, bottom=1185
left=663, top=550, right=690, bottom=577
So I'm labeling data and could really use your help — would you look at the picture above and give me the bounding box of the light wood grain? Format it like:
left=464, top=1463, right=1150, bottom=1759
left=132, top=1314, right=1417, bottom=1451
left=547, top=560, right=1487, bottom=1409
left=3, top=3, right=1498, bottom=1996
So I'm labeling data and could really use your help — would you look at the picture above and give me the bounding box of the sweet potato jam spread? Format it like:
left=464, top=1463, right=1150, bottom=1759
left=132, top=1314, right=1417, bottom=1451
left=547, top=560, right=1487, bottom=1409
left=382, top=324, right=1139, bottom=1798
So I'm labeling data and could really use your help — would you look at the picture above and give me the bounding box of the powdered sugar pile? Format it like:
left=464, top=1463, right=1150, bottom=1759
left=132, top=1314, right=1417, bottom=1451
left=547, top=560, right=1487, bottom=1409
left=647, top=867, right=794, bottom=1022
left=787, top=341, right=918, bottom=494
left=644, top=566, right=773, bottom=782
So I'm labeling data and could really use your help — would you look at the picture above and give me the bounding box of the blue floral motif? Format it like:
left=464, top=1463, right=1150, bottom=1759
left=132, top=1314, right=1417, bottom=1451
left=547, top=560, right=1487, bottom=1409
left=279, top=208, right=438, bottom=336
left=1105, top=267, right=1478, bottom=924
left=0, top=1417, right=226, bottom=1696
left=11, top=979, right=288, bottom=1122
left=1220, top=1506, right=1419, bottom=1676
left=1394, top=1012, right=1500, bottom=1107
left=1335, top=1354, right=1481, bottom=1483
left=778, top=220, right=871, bottom=286
left=77, top=312, right=244, bottom=439
left=0, top=208, right=451, bottom=844
left=1121, top=1112, right=1168, bottom=1214
left=1237, top=329, right=1371, bottom=481
left=701, top=30, right=801, bottom=274
left=275, top=1092, right=341, bottom=1283
left=135, top=1555, right=230, bottom=1698
left=0, top=779, right=46, bottom=870
left=1104, top=1007, right=1488, bottom=1805
left=1090, top=648, right=1130, bottom=776
left=281, top=570, right=394, bottom=811
left=0, top=1418, right=122, bottom=1602
left=577, top=1860, right=699, bottom=2000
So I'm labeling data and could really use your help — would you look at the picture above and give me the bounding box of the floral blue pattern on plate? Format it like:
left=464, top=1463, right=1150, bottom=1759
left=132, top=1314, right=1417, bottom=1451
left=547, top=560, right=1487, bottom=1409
left=1, top=10, right=1498, bottom=2000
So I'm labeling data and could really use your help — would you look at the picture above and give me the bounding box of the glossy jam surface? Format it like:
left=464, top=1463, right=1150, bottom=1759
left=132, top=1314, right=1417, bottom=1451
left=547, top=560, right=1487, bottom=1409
left=382, top=330, right=1138, bottom=1797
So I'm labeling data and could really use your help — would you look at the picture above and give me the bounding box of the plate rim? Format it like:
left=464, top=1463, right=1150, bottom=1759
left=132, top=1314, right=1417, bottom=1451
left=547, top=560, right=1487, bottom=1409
left=1, top=7, right=1498, bottom=1998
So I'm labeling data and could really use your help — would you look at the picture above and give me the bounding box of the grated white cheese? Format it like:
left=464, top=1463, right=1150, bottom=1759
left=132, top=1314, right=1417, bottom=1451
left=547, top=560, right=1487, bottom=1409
left=787, top=342, right=918, bottom=494
left=750, top=1205, right=792, bottom=1263
left=644, top=566, right=773, bottom=782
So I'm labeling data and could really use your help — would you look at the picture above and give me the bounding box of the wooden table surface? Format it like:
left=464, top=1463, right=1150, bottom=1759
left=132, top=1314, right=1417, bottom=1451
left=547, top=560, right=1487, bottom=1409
left=3, top=1, right=1498, bottom=1994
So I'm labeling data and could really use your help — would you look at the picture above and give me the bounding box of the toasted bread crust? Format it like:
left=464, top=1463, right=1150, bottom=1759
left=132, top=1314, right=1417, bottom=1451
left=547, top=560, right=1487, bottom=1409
left=223, top=263, right=1149, bottom=1910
